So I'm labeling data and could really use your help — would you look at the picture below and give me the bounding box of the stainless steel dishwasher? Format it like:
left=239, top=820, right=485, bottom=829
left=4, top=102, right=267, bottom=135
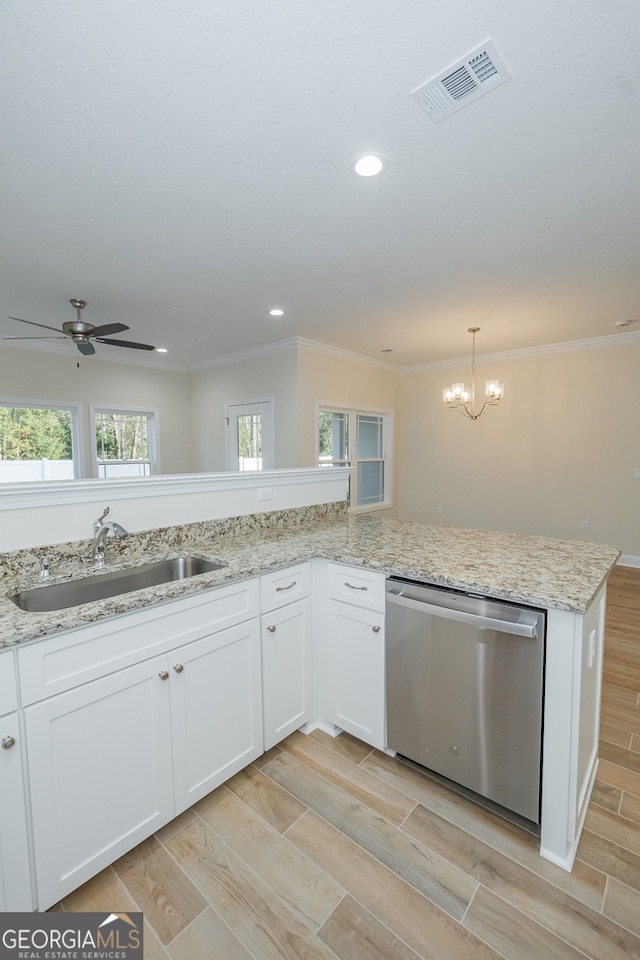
left=386, top=576, right=546, bottom=824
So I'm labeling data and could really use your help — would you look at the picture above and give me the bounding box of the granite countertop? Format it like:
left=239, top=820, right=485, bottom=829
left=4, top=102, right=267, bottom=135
left=0, top=507, right=621, bottom=648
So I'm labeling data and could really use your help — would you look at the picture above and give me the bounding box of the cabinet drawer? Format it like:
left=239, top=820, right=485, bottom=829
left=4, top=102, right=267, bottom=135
left=18, top=578, right=259, bottom=705
left=327, top=563, right=386, bottom=612
left=260, top=563, right=310, bottom=611
left=0, top=651, right=17, bottom=717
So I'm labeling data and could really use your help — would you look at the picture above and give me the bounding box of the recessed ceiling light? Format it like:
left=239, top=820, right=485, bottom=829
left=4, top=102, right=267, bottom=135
left=269, top=308, right=284, bottom=317
left=353, top=154, right=386, bottom=177
left=156, top=347, right=168, bottom=353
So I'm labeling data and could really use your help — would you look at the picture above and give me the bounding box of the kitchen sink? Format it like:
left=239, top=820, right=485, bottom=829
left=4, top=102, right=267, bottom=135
left=8, top=556, right=226, bottom=613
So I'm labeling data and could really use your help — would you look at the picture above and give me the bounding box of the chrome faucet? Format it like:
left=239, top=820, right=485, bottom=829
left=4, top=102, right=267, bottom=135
left=91, top=507, right=128, bottom=566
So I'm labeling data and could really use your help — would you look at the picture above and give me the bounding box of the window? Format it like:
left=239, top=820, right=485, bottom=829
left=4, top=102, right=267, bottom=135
left=318, top=405, right=392, bottom=511
left=93, top=407, right=158, bottom=478
left=0, top=402, right=79, bottom=482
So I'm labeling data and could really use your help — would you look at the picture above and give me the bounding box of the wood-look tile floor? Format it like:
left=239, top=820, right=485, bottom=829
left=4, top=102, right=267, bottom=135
left=53, top=565, right=640, bottom=959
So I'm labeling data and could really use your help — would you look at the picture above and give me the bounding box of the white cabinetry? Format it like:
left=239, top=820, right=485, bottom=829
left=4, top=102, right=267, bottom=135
left=19, top=580, right=261, bottom=909
left=326, top=563, right=386, bottom=750
left=541, top=581, right=607, bottom=870
left=260, top=564, right=312, bottom=750
left=0, top=650, right=32, bottom=911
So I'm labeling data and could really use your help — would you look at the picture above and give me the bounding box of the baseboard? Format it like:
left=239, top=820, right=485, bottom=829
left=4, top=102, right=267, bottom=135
left=618, top=555, right=640, bottom=568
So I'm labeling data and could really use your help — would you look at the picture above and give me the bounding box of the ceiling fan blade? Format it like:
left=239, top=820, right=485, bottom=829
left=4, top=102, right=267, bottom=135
left=95, top=338, right=156, bottom=351
left=0, top=336, right=68, bottom=341
left=88, top=322, right=130, bottom=338
left=9, top=316, right=67, bottom=335
left=76, top=341, right=96, bottom=356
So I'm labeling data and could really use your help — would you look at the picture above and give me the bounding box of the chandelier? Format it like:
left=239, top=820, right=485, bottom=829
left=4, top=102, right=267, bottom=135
left=443, top=327, right=504, bottom=421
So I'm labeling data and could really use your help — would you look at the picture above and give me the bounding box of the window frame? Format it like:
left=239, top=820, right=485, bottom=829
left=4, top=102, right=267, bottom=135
left=90, top=404, right=160, bottom=479
left=316, top=402, right=393, bottom=513
left=0, top=397, right=82, bottom=482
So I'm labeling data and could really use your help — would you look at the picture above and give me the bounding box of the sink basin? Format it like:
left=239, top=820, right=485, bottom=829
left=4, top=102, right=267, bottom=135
left=8, top=556, right=226, bottom=613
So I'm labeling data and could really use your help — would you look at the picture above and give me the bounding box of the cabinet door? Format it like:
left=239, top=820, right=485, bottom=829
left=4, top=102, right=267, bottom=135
left=262, top=598, right=312, bottom=750
left=327, top=599, right=385, bottom=750
left=0, top=713, right=33, bottom=911
left=25, top=656, right=174, bottom=910
left=171, top=619, right=263, bottom=814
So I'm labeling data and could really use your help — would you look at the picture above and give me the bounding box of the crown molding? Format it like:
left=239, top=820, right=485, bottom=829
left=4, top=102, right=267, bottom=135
left=398, top=330, right=640, bottom=374
left=5, top=329, right=639, bottom=378
left=189, top=337, right=299, bottom=371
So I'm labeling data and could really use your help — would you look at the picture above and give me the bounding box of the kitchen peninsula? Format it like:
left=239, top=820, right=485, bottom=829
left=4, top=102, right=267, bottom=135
left=0, top=502, right=620, bottom=909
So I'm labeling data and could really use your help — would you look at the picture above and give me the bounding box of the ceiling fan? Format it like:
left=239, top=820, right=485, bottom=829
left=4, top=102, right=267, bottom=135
left=2, top=298, right=156, bottom=356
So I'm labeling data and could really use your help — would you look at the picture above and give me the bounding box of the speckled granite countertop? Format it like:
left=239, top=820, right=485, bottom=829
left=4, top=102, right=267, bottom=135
left=0, top=504, right=621, bottom=648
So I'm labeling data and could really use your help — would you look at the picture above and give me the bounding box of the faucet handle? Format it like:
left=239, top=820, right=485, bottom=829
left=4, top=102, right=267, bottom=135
left=94, top=506, right=110, bottom=531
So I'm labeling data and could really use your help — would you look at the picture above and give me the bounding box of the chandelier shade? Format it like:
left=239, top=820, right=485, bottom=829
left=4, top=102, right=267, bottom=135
left=443, top=327, right=503, bottom=421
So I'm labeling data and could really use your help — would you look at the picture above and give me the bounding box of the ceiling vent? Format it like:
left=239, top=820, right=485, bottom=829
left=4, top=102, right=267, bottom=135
left=412, top=39, right=512, bottom=123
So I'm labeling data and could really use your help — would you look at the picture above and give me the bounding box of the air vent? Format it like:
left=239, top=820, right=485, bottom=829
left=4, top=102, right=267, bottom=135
left=412, top=39, right=512, bottom=123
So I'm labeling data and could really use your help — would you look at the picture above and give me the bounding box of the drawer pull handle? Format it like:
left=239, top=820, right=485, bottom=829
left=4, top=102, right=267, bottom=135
left=267, top=624, right=276, bottom=633
left=173, top=663, right=184, bottom=673
left=158, top=670, right=170, bottom=681
left=345, top=582, right=368, bottom=591
left=372, top=625, right=381, bottom=634
left=2, top=736, right=16, bottom=750
left=276, top=581, right=297, bottom=592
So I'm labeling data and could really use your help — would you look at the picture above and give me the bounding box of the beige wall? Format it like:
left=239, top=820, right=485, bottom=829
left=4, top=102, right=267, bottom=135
left=296, top=347, right=398, bottom=468
left=0, top=346, right=195, bottom=475
left=395, top=340, right=640, bottom=557
left=189, top=348, right=299, bottom=471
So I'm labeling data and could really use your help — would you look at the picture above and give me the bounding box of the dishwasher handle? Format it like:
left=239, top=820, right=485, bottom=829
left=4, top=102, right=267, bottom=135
left=385, top=590, right=538, bottom=638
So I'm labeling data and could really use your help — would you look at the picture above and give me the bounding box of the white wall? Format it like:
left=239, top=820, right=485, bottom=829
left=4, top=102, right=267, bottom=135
left=189, top=348, right=300, bottom=471
left=0, top=345, right=195, bottom=475
left=0, top=469, right=350, bottom=551
left=395, top=339, right=640, bottom=557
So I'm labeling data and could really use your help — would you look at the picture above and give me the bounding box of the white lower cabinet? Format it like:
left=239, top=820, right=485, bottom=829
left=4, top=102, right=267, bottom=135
left=326, top=563, right=386, bottom=751
left=260, top=563, right=312, bottom=750
left=26, top=655, right=174, bottom=909
left=23, top=599, right=262, bottom=910
left=327, top=600, right=385, bottom=750
left=0, top=650, right=32, bottom=911
left=0, top=712, right=33, bottom=911
left=261, top=598, right=312, bottom=749
left=171, top=620, right=263, bottom=811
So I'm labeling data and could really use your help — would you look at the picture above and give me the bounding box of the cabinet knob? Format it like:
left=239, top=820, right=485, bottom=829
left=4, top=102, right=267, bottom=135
left=158, top=670, right=170, bottom=681
left=267, top=624, right=276, bottom=633
left=372, top=625, right=381, bottom=633
left=2, top=736, right=16, bottom=750
left=173, top=663, right=184, bottom=673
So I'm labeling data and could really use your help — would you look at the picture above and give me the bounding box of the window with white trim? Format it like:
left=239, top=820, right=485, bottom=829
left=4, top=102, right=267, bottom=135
left=318, top=405, right=392, bottom=511
left=0, top=401, right=79, bottom=482
left=93, top=407, right=158, bottom=478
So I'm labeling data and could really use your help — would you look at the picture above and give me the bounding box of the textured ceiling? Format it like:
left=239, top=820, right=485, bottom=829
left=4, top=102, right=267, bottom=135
left=1, top=0, right=639, bottom=369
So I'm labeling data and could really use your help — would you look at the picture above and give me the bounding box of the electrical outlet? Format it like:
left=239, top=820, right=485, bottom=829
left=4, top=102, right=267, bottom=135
left=580, top=520, right=589, bottom=531
left=634, top=468, right=640, bottom=480
left=257, top=487, right=273, bottom=501
left=436, top=506, right=444, bottom=516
